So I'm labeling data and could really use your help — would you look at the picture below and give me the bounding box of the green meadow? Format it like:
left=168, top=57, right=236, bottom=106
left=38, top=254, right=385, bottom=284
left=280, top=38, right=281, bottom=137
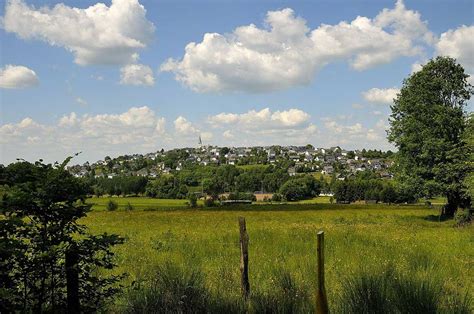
left=82, top=201, right=473, bottom=312
left=86, top=196, right=198, bottom=211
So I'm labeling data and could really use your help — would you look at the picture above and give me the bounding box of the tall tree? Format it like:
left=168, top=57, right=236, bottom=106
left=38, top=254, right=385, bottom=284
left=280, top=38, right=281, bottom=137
left=388, top=56, right=473, bottom=216
left=464, top=113, right=474, bottom=200
left=0, top=158, right=124, bottom=312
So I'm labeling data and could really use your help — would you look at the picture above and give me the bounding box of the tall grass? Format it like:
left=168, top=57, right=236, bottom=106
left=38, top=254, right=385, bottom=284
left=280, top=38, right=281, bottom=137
left=124, top=263, right=212, bottom=313
left=83, top=206, right=473, bottom=312
left=338, top=265, right=471, bottom=313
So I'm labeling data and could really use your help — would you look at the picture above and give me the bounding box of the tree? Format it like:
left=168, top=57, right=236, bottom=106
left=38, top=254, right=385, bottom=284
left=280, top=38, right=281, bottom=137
left=0, top=158, right=124, bottom=312
left=463, top=113, right=474, bottom=200
left=388, top=56, right=473, bottom=216
left=279, top=176, right=321, bottom=201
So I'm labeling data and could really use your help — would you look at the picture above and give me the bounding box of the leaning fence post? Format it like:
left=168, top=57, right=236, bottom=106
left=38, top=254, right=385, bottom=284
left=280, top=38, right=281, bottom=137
left=66, top=244, right=80, bottom=314
left=316, top=231, right=329, bottom=314
left=239, top=217, right=250, bottom=299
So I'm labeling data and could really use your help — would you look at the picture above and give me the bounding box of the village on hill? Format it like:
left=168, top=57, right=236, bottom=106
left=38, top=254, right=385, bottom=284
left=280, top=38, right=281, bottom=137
left=67, top=144, right=395, bottom=180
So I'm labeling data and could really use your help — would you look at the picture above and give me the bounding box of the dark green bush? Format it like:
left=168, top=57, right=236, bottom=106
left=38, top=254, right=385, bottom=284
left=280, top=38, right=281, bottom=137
left=271, top=193, right=282, bottom=202
left=454, top=208, right=472, bottom=227
left=106, top=199, right=118, bottom=211
left=204, top=198, right=216, bottom=207
left=228, top=192, right=256, bottom=201
left=124, top=202, right=134, bottom=211
left=188, top=193, right=198, bottom=208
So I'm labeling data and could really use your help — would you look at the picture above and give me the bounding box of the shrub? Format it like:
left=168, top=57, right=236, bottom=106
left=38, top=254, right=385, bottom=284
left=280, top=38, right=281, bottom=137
left=279, top=176, right=321, bottom=201
left=204, top=198, right=216, bottom=207
left=0, top=159, right=124, bottom=312
left=271, top=193, right=282, bottom=202
left=188, top=193, right=198, bottom=208
left=124, top=202, right=134, bottom=211
left=454, top=208, right=472, bottom=227
left=228, top=192, right=256, bottom=201
left=106, top=199, right=118, bottom=211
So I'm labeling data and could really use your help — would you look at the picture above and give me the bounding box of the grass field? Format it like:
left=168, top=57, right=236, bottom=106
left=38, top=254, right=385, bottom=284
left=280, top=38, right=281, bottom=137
left=85, top=196, right=199, bottom=211
left=81, top=201, right=473, bottom=312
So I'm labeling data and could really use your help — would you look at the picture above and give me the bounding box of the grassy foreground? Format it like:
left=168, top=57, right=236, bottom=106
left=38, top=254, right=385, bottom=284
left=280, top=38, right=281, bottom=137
left=82, top=204, right=473, bottom=312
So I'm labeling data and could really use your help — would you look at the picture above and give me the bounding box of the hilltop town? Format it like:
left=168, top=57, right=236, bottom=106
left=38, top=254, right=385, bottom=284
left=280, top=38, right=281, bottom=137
left=67, top=145, right=394, bottom=180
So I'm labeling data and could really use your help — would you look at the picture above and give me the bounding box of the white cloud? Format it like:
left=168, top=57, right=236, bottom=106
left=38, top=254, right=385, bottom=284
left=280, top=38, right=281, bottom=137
left=410, top=61, right=424, bottom=73
left=161, top=0, right=431, bottom=92
left=58, top=112, right=78, bottom=127
left=75, top=97, right=88, bottom=106
left=120, top=63, right=155, bottom=86
left=206, top=108, right=316, bottom=146
left=174, top=116, right=199, bottom=135
left=362, top=87, right=399, bottom=105
left=222, top=130, right=234, bottom=139
left=208, top=108, right=310, bottom=128
left=1, top=106, right=397, bottom=163
left=0, top=106, right=169, bottom=163
left=0, top=64, right=39, bottom=89
left=436, top=25, right=474, bottom=73
left=3, top=0, right=155, bottom=65
left=321, top=117, right=390, bottom=148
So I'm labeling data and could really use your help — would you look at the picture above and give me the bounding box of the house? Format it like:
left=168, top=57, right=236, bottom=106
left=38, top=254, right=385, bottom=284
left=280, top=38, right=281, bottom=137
left=136, top=168, right=148, bottom=177
left=288, top=167, right=297, bottom=176
left=322, top=165, right=334, bottom=175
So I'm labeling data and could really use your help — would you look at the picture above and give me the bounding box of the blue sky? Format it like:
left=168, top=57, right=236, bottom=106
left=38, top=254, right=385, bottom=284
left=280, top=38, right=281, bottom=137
left=0, top=0, right=473, bottom=164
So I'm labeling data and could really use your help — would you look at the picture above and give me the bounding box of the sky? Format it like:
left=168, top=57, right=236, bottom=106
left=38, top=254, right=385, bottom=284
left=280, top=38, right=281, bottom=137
left=0, top=0, right=473, bottom=164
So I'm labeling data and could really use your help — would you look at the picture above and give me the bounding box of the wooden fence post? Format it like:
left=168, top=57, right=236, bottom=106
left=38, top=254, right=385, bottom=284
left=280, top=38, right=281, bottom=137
left=239, top=217, right=250, bottom=299
left=316, top=231, right=329, bottom=314
left=66, top=245, right=80, bottom=314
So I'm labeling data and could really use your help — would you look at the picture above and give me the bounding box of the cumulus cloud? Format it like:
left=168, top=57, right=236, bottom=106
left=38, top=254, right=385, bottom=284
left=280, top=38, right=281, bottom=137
left=0, top=106, right=168, bottom=163
left=436, top=25, right=474, bottom=74
left=321, top=117, right=390, bottom=148
left=2, top=0, right=155, bottom=65
left=174, top=116, right=199, bottom=135
left=362, top=87, right=399, bottom=105
left=206, top=108, right=317, bottom=146
left=120, top=63, right=155, bottom=86
left=208, top=108, right=310, bottom=128
left=0, top=64, right=39, bottom=89
left=161, top=0, right=432, bottom=92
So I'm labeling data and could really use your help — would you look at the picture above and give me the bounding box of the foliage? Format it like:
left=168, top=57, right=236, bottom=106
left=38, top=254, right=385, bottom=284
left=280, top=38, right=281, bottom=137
left=188, top=193, right=198, bottom=208
left=145, top=176, right=188, bottom=199
left=204, top=198, right=216, bottom=207
left=227, top=192, right=256, bottom=201
left=454, top=208, right=472, bottom=227
left=271, top=193, right=282, bottom=202
left=388, top=56, right=473, bottom=215
left=463, top=113, right=474, bottom=201
left=279, top=175, right=321, bottom=201
left=0, top=159, right=124, bottom=312
left=92, top=176, right=148, bottom=196
left=107, top=199, right=119, bottom=211
left=125, top=202, right=134, bottom=211
left=334, top=177, right=416, bottom=204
